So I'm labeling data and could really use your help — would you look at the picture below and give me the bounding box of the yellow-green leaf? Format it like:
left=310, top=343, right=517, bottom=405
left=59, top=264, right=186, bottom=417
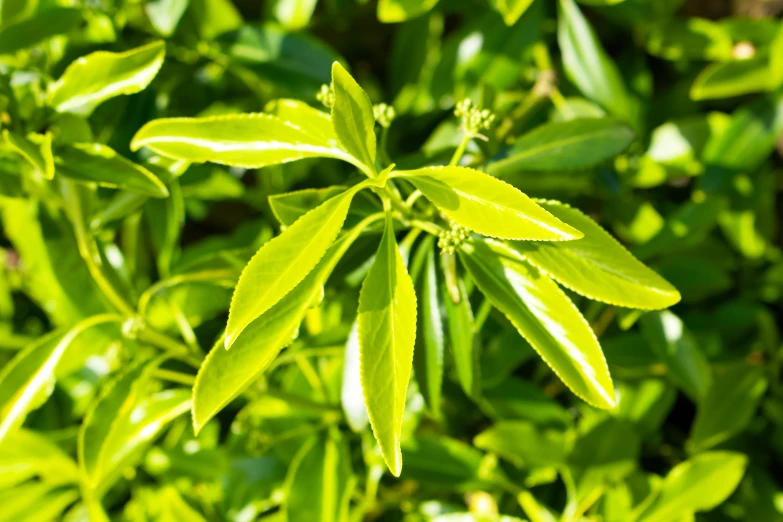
left=266, top=98, right=338, bottom=144
left=131, top=113, right=356, bottom=169
left=377, top=0, right=439, bottom=23
left=636, top=452, right=747, bottom=522
left=225, top=186, right=362, bottom=348
left=459, top=240, right=615, bottom=409
left=48, top=40, right=166, bottom=115
left=193, top=218, right=381, bottom=431
left=396, top=166, right=582, bottom=240
left=331, top=62, right=376, bottom=175
left=56, top=143, right=169, bottom=198
left=284, top=431, right=355, bottom=522
left=359, top=214, right=417, bottom=476
left=2, top=130, right=54, bottom=180
left=513, top=201, right=680, bottom=309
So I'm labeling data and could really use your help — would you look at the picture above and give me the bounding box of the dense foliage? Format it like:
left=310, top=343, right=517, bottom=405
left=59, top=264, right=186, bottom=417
left=1, top=0, right=782, bottom=520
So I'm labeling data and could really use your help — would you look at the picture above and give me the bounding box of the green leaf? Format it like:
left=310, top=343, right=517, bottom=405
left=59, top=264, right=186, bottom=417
left=487, top=119, right=635, bottom=175
left=265, top=98, right=338, bottom=144
left=513, top=201, right=680, bottom=309
left=193, top=220, right=378, bottom=431
left=358, top=214, right=417, bottom=477
left=459, top=240, right=616, bottom=409
left=0, top=429, right=80, bottom=488
left=225, top=186, right=361, bottom=348
left=490, top=0, right=535, bottom=25
left=688, top=363, right=767, bottom=452
left=639, top=311, right=711, bottom=401
left=0, top=315, right=121, bottom=443
left=474, top=421, right=568, bottom=468
left=396, top=166, right=582, bottom=241
left=48, top=40, right=166, bottom=115
left=635, top=452, right=747, bottom=522
left=557, top=0, right=635, bottom=122
left=443, top=276, right=478, bottom=399
left=131, top=113, right=356, bottom=169
left=0, top=7, right=83, bottom=54
left=271, top=0, right=318, bottom=31
left=2, top=130, right=54, bottom=180
left=341, top=322, right=369, bottom=432
left=330, top=62, right=377, bottom=174
left=145, top=0, right=189, bottom=37
left=412, top=238, right=444, bottom=417
left=378, top=0, right=440, bottom=23
left=401, top=436, right=483, bottom=486
left=480, top=377, right=571, bottom=427
left=645, top=18, right=733, bottom=61
left=284, top=431, right=355, bottom=522
left=269, top=186, right=346, bottom=227
left=691, top=58, right=773, bottom=101
left=55, top=143, right=169, bottom=198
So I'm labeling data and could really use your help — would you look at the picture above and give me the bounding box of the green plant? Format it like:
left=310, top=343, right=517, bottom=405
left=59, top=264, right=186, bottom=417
left=1, top=0, right=782, bottom=521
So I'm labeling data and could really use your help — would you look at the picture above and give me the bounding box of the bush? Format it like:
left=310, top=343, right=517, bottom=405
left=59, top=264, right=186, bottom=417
left=1, top=0, right=781, bottom=520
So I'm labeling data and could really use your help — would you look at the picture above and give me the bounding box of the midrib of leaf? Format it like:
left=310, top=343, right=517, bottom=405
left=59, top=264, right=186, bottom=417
left=322, top=436, right=336, bottom=522
left=226, top=189, right=356, bottom=346
left=497, top=127, right=617, bottom=165
left=447, top=184, right=570, bottom=238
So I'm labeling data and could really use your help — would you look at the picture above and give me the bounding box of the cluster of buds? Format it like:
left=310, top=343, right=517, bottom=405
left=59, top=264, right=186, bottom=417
left=455, top=98, right=495, bottom=136
left=316, top=83, right=334, bottom=108
left=373, top=103, right=396, bottom=128
left=438, top=222, right=470, bottom=254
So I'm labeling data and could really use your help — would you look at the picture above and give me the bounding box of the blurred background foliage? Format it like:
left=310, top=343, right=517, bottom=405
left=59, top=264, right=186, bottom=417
left=1, top=0, right=783, bottom=521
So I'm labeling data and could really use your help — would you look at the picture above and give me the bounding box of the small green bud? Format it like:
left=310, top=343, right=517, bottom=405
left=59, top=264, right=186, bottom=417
left=373, top=103, right=396, bottom=128
left=316, top=83, right=334, bottom=108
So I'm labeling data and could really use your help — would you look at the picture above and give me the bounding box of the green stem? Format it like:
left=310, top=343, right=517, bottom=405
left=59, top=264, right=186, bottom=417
left=153, top=368, right=197, bottom=386
left=450, top=133, right=472, bottom=166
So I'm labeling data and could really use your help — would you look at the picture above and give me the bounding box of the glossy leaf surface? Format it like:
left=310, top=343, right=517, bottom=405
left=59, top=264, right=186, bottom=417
left=398, top=166, right=582, bottom=240
left=358, top=215, right=417, bottom=476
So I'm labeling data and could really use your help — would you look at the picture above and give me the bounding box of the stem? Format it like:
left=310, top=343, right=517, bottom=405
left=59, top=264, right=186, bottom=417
left=408, top=219, right=443, bottom=236
left=450, top=133, right=472, bottom=166
left=405, top=189, right=423, bottom=209
left=473, top=298, right=493, bottom=331
left=153, top=368, right=197, bottom=386
left=138, top=326, right=202, bottom=366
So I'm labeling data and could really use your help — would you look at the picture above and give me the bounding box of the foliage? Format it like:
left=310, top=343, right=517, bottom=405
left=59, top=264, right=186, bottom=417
left=1, top=0, right=782, bottom=520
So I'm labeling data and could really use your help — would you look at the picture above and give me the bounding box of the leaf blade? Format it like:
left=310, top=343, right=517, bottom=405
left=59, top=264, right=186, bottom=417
left=331, top=62, right=377, bottom=174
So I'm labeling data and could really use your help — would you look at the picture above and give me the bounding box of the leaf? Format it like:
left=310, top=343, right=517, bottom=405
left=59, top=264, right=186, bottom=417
left=2, top=130, right=54, bottom=180
left=0, top=429, right=80, bottom=488
left=691, top=59, right=773, bottom=101
left=55, top=143, right=169, bottom=198
left=145, top=0, right=189, bottom=37
left=480, top=377, right=571, bottom=427
left=225, top=186, right=361, bottom=348
left=48, top=40, right=166, bottom=115
left=271, top=0, right=318, bottom=31
left=443, top=276, right=478, bottom=399
left=639, top=311, right=711, bottom=401
left=265, top=98, right=338, bottom=144
left=0, top=315, right=121, bottom=443
left=330, top=62, right=377, bottom=174
left=474, top=421, right=568, bottom=468
left=487, top=119, right=635, bottom=175
left=635, top=452, right=747, bottom=522
left=645, top=18, right=733, bottom=61
left=0, top=7, right=83, bottom=54
left=358, top=214, right=417, bottom=477
left=92, top=389, right=191, bottom=491
left=378, top=0, right=440, bottom=23
left=459, top=240, right=616, bottom=409
left=193, top=220, right=378, bottom=431
left=513, top=201, right=680, bottom=309
left=284, top=431, right=355, bottom=522
left=269, top=186, right=346, bottom=227
left=401, top=436, right=483, bottom=486
left=131, top=113, right=356, bottom=169
left=396, top=166, right=582, bottom=241
left=491, top=0, right=535, bottom=25
left=557, top=0, right=635, bottom=122
left=412, top=238, right=444, bottom=417
left=341, top=322, right=369, bottom=432
left=688, top=363, right=767, bottom=452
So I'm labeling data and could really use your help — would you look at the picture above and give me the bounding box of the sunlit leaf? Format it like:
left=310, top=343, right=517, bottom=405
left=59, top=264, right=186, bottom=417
left=359, top=214, right=417, bottom=477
